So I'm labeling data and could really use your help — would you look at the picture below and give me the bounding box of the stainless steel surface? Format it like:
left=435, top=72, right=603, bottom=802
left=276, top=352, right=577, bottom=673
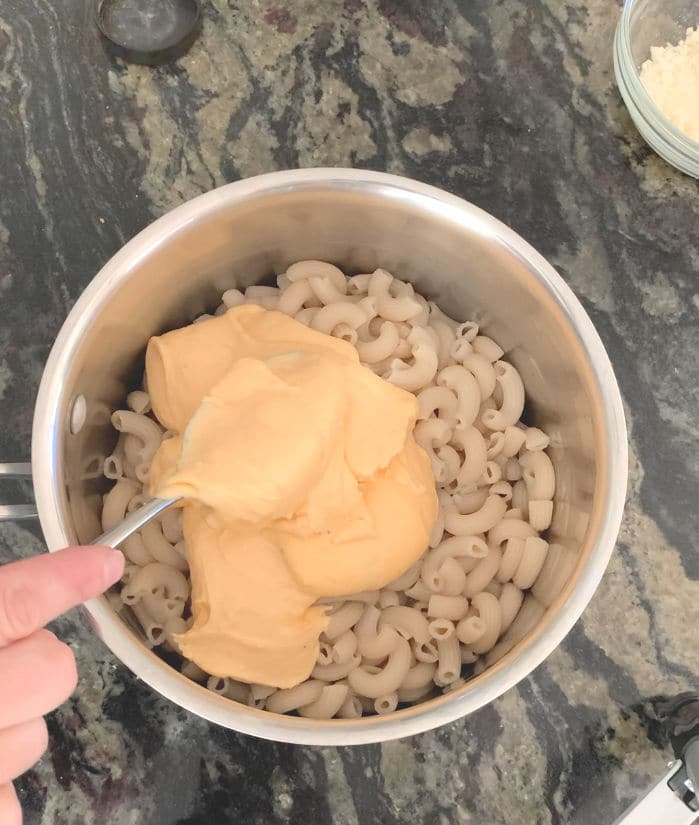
left=686, top=739, right=699, bottom=802
left=613, top=761, right=699, bottom=825
left=0, top=462, right=33, bottom=477
left=94, top=496, right=179, bottom=548
left=0, top=461, right=37, bottom=521
left=30, top=169, right=628, bottom=745
left=0, top=504, right=38, bottom=521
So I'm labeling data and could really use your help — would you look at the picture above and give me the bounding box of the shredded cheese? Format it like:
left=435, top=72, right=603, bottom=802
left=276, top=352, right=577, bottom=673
left=640, top=26, right=699, bottom=142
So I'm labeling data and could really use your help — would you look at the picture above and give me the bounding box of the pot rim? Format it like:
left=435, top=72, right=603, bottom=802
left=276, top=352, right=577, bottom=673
left=31, top=168, right=627, bottom=745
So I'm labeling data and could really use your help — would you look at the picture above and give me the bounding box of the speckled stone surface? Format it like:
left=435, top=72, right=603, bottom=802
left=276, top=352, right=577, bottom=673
left=1, top=1, right=698, bottom=823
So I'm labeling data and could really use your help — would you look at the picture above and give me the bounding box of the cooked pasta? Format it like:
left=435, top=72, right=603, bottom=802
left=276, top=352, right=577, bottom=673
left=469, top=592, right=502, bottom=654
left=435, top=635, right=461, bottom=686
left=103, top=262, right=568, bottom=719
left=374, top=692, right=399, bottom=715
left=331, top=630, right=358, bottom=664
left=323, top=601, right=364, bottom=640
left=428, top=618, right=456, bottom=640
left=427, top=594, right=469, bottom=621
left=298, top=684, right=349, bottom=719
left=266, top=680, right=324, bottom=714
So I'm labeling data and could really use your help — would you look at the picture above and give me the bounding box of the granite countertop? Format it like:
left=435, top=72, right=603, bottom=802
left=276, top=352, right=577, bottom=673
left=1, top=1, right=698, bottom=823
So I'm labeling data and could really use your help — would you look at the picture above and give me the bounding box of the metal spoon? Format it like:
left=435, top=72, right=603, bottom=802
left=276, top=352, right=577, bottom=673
left=0, top=462, right=179, bottom=547
left=93, top=496, right=180, bottom=548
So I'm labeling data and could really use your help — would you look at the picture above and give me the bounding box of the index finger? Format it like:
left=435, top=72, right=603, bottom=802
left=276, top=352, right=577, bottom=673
left=0, top=546, right=124, bottom=647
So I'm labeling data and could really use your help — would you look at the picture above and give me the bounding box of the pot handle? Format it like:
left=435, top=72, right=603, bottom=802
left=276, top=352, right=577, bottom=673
left=0, top=462, right=38, bottom=521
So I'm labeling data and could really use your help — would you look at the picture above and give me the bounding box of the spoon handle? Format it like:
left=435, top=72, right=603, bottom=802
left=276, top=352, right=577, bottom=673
left=94, top=497, right=180, bottom=548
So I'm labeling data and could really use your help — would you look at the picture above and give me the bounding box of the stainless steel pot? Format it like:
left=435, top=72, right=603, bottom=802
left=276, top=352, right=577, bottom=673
left=20, top=169, right=626, bottom=745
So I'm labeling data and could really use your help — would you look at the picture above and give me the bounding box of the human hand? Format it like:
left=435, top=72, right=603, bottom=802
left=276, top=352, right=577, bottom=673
left=0, top=546, right=124, bottom=824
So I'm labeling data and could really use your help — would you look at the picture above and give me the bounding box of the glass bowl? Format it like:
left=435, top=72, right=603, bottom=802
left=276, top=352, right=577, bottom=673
left=614, top=0, right=699, bottom=178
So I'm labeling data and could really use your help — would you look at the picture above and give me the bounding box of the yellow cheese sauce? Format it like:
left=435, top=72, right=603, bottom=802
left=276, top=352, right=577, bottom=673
left=147, top=305, right=437, bottom=688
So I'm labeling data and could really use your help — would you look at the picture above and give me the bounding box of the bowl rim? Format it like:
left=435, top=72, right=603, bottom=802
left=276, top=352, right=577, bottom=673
left=614, top=0, right=699, bottom=177
left=32, top=168, right=628, bottom=745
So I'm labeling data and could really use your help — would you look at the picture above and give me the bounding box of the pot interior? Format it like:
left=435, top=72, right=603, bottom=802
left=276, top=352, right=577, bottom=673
left=42, top=178, right=609, bottom=730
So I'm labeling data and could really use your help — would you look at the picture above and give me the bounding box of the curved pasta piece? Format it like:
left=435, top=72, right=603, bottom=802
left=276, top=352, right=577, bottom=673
left=123, top=561, right=189, bottom=605
left=524, top=427, right=550, bottom=452
left=140, top=520, right=189, bottom=572
left=347, top=273, right=371, bottom=294
left=434, top=635, right=461, bottom=686
left=102, top=477, right=140, bottom=531
left=416, top=386, right=459, bottom=423
left=311, top=654, right=362, bottom=682
left=414, top=417, right=452, bottom=482
left=221, top=288, right=245, bottom=309
left=451, top=486, right=488, bottom=516
left=520, top=450, right=556, bottom=501
left=437, top=366, right=480, bottom=428
left=529, top=499, right=553, bottom=531
left=412, top=638, right=439, bottom=663
left=378, top=590, right=400, bottom=608
left=122, top=533, right=153, bottom=566
left=368, top=269, right=422, bottom=322
left=407, top=293, right=430, bottom=327
left=421, top=535, right=488, bottom=588
left=463, top=546, right=502, bottom=599
left=456, top=614, right=486, bottom=645
left=294, top=307, right=320, bottom=326
left=266, top=680, right=325, bottom=714
left=429, top=320, right=456, bottom=368
left=310, top=300, right=371, bottom=335
left=502, top=425, right=527, bottom=458
left=374, top=692, right=399, bottom=715
left=355, top=321, right=401, bottom=364
left=450, top=426, right=488, bottom=489
left=323, top=601, right=364, bottom=640
left=245, top=286, right=280, bottom=309
left=127, top=390, right=151, bottom=415
left=277, top=279, right=315, bottom=315
left=489, top=480, right=513, bottom=502
left=461, top=352, right=496, bottom=401
left=348, top=636, right=412, bottom=698
left=428, top=618, right=455, bottom=640
left=469, top=592, right=502, bottom=654
left=513, top=536, right=549, bottom=590
left=427, top=555, right=466, bottom=596
left=338, top=691, right=364, bottom=718
left=356, top=605, right=401, bottom=659
left=499, top=582, right=525, bottom=633
left=486, top=431, right=506, bottom=460
left=331, top=629, right=358, bottom=664
left=481, top=362, right=525, bottom=431
left=379, top=605, right=430, bottom=644
left=487, top=518, right=536, bottom=550
left=111, top=410, right=163, bottom=463
left=444, top=495, right=507, bottom=536
left=496, top=537, right=526, bottom=583
left=309, top=275, right=354, bottom=306
left=298, top=683, right=349, bottom=719
left=435, top=445, right=461, bottom=486
left=402, top=660, right=436, bottom=690
left=472, top=335, right=504, bottom=362
left=385, top=327, right=439, bottom=392
left=427, top=594, right=468, bottom=621
left=286, top=260, right=347, bottom=291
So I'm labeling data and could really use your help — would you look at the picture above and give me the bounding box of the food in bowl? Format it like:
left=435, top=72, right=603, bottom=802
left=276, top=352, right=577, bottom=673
left=101, top=260, right=576, bottom=719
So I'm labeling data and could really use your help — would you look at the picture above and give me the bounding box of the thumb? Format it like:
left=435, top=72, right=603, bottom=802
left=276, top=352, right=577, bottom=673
left=0, top=546, right=124, bottom=647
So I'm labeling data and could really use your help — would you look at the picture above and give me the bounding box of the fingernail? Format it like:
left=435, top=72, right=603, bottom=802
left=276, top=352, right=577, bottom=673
left=103, top=548, right=125, bottom=584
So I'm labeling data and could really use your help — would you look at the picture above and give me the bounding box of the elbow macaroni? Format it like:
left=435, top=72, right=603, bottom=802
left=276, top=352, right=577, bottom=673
left=104, top=263, right=563, bottom=719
